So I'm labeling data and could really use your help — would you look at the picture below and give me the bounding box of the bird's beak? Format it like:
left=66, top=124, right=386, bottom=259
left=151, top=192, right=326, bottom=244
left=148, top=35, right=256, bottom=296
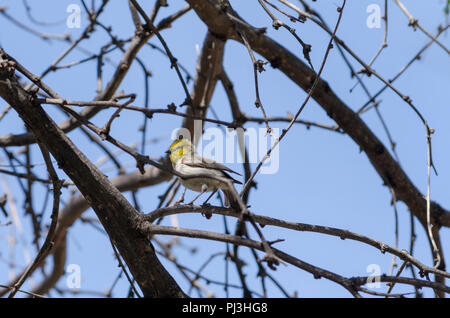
left=165, top=149, right=171, bottom=155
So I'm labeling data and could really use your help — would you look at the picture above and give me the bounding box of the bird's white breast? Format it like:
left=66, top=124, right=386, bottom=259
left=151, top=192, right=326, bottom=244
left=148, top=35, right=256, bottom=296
left=175, top=160, right=224, bottom=192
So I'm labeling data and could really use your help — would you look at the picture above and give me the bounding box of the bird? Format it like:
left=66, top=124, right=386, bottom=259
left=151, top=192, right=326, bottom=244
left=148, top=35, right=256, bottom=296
left=166, top=137, right=242, bottom=210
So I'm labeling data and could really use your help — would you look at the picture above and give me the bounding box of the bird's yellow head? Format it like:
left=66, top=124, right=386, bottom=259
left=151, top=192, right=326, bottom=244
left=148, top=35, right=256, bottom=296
left=167, top=138, right=194, bottom=165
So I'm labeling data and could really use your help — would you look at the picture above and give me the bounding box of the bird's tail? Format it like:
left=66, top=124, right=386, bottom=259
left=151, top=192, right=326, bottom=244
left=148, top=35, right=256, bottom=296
left=222, top=189, right=241, bottom=211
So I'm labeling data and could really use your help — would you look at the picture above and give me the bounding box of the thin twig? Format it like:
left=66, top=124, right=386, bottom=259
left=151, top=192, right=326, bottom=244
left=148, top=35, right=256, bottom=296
left=8, top=143, right=62, bottom=298
left=241, top=0, right=347, bottom=196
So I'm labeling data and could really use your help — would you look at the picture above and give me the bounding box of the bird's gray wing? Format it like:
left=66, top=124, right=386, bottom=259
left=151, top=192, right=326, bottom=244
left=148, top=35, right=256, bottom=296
left=183, top=159, right=242, bottom=184
left=200, top=157, right=242, bottom=176
left=220, top=170, right=243, bottom=185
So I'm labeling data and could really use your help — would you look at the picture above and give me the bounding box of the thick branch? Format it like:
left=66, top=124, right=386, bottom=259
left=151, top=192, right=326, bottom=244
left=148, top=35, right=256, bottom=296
left=0, top=52, right=185, bottom=297
left=184, top=0, right=450, bottom=234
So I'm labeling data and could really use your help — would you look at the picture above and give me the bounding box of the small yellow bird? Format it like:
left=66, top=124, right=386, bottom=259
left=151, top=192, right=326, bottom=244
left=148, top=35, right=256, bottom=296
left=166, top=137, right=242, bottom=209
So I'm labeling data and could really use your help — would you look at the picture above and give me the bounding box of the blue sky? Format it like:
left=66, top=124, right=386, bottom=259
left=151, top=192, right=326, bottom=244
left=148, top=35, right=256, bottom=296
left=0, top=0, right=449, bottom=297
